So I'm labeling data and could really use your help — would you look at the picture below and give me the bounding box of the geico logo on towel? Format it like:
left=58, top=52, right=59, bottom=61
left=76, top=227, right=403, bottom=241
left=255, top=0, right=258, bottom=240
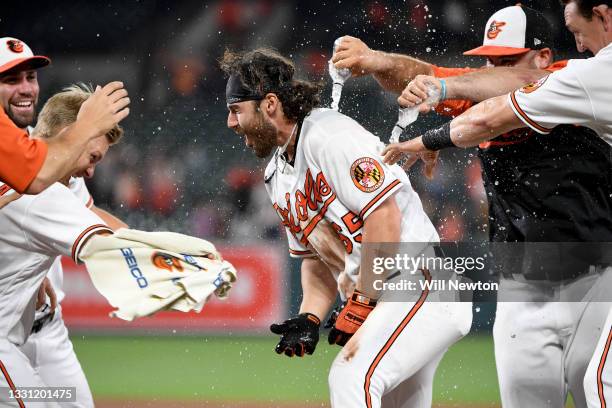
left=120, top=248, right=149, bottom=288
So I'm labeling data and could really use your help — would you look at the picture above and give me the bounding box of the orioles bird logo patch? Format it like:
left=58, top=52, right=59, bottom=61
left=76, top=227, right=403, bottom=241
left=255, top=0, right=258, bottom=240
left=351, top=157, right=385, bottom=193
left=152, top=252, right=184, bottom=272
left=519, top=75, right=549, bottom=94
left=6, top=40, right=23, bottom=53
left=487, top=21, right=506, bottom=39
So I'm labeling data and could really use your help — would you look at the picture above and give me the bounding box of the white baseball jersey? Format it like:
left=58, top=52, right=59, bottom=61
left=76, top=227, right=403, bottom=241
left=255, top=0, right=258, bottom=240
left=508, top=43, right=612, bottom=144
left=43, top=177, right=93, bottom=307
left=264, top=108, right=439, bottom=282
left=0, top=182, right=110, bottom=345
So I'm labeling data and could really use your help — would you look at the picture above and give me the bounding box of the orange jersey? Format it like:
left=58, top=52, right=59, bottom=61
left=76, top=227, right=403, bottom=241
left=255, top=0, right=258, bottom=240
left=0, top=107, right=47, bottom=194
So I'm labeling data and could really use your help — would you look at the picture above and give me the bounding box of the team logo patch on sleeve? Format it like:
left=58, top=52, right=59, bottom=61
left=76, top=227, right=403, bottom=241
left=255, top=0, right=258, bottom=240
left=351, top=157, right=385, bottom=192
left=519, top=75, right=549, bottom=94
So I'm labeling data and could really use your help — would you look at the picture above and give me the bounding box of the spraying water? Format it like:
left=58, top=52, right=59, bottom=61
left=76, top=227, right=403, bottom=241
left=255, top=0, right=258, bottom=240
left=389, top=84, right=441, bottom=144
left=329, top=37, right=352, bottom=111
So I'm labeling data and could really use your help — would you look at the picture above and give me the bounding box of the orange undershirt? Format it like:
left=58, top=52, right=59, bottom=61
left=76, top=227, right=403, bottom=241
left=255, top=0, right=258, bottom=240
left=0, top=107, right=47, bottom=194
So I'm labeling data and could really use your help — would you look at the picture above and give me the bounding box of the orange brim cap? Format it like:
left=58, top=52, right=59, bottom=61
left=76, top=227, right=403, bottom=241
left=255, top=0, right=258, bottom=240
left=463, top=45, right=530, bottom=56
left=0, top=56, right=50, bottom=74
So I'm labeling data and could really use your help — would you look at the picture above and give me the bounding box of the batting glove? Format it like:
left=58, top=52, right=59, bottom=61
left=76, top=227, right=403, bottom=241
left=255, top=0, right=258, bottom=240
left=328, top=290, right=377, bottom=346
left=270, top=313, right=321, bottom=357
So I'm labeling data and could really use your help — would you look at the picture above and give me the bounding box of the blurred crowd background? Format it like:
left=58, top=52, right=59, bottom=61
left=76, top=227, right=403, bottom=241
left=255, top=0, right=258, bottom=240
left=5, top=0, right=581, bottom=245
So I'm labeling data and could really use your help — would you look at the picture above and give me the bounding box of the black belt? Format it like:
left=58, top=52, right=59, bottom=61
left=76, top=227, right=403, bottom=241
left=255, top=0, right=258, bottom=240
left=31, top=304, right=55, bottom=334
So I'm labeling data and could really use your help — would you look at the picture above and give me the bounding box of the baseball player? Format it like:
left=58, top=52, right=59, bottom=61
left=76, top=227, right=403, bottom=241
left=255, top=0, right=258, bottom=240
left=0, top=84, right=122, bottom=407
left=0, top=37, right=127, bottom=406
left=22, top=85, right=126, bottom=407
left=221, top=48, right=472, bottom=407
left=0, top=37, right=130, bottom=198
left=334, top=4, right=612, bottom=407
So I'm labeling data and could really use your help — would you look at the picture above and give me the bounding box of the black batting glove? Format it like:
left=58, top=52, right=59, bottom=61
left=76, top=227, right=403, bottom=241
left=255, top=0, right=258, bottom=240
left=324, top=303, right=344, bottom=329
left=269, top=313, right=321, bottom=357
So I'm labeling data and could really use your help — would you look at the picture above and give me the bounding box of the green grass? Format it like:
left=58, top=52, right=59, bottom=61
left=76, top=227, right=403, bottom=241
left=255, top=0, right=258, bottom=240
left=72, top=334, right=500, bottom=404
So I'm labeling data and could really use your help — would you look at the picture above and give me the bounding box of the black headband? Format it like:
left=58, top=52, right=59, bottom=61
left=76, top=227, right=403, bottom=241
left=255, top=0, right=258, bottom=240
left=226, top=74, right=263, bottom=104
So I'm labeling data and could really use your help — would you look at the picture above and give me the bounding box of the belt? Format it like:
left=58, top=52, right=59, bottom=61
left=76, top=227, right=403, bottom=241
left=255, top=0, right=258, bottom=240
left=31, top=304, right=55, bottom=334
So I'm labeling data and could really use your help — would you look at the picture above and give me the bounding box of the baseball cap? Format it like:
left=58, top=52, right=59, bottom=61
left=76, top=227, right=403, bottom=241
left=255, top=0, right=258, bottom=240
left=464, top=5, right=553, bottom=56
left=0, top=37, right=50, bottom=75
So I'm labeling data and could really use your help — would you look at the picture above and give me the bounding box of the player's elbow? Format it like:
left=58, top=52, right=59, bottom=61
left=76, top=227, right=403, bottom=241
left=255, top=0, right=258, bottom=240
left=471, top=97, right=510, bottom=132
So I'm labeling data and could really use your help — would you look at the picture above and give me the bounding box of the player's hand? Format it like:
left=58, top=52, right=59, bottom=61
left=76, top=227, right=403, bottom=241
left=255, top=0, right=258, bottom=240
left=394, top=150, right=439, bottom=179
left=36, top=277, right=57, bottom=317
left=77, top=81, right=130, bottom=139
left=382, top=138, right=429, bottom=166
left=270, top=313, right=320, bottom=357
left=0, top=192, right=21, bottom=209
left=398, top=75, right=442, bottom=113
left=328, top=290, right=376, bottom=346
left=331, top=36, right=381, bottom=77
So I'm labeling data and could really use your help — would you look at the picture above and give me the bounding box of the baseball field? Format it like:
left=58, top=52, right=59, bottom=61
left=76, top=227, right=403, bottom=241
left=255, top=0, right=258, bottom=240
left=71, top=333, right=577, bottom=408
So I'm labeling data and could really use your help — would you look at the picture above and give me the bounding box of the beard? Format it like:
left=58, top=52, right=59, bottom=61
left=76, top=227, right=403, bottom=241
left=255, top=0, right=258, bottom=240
left=7, top=102, right=37, bottom=129
left=241, top=111, right=278, bottom=158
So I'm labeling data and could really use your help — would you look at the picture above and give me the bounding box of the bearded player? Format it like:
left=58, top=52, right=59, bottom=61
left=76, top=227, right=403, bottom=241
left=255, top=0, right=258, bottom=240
left=221, top=48, right=471, bottom=407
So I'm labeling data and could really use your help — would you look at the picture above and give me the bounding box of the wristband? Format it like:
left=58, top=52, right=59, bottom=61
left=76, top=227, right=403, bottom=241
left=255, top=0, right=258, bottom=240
left=352, top=289, right=378, bottom=307
left=439, top=79, right=447, bottom=101
left=301, top=312, right=321, bottom=326
left=421, top=122, right=455, bottom=151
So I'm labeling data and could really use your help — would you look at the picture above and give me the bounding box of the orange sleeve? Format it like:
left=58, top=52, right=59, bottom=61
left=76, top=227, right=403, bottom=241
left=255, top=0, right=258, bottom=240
left=0, top=108, right=48, bottom=193
left=545, top=60, right=568, bottom=73
left=431, top=65, right=480, bottom=117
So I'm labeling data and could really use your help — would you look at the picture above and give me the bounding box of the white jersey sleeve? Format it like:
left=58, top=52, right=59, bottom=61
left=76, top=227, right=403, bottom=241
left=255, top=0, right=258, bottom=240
left=508, top=50, right=612, bottom=144
left=21, top=183, right=111, bottom=263
left=302, top=110, right=403, bottom=220
left=508, top=63, right=593, bottom=135
left=69, top=177, right=93, bottom=208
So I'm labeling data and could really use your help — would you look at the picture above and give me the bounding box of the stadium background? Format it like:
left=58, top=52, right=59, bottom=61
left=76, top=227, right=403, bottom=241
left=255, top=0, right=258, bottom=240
left=5, top=0, right=583, bottom=406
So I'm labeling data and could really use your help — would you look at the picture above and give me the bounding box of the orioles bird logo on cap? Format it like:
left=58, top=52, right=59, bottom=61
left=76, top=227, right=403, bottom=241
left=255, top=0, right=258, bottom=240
left=6, top=40, right=23, bottom=53
left=487, top=21, right=506, bottom=40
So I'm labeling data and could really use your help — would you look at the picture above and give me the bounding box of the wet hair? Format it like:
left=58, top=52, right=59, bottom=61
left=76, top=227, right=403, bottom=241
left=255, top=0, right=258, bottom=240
left=220, top=48, right=322, bottom=122
left=33, top=83, right=123, bottom=144
left=560, top=0, right=612, bottom=19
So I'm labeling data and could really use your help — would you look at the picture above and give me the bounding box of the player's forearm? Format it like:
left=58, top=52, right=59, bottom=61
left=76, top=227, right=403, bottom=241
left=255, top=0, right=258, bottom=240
left=27, top=123, right=102, bottom=194
left=445, top=67, right=548, bottom=102
left=299, top=258, right=338, bottom=320
left=92, top=206, right=128, bottom=230
left=358, top=198, right=401, bottom=298
left=381, top=95, right=526, bottom=160
left=449, top=95, right=524, bottom=148
left=372, top=52, right=434, bottom=94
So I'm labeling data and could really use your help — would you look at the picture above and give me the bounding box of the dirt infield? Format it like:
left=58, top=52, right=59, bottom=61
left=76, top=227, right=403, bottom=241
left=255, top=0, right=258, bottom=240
left=96, top=400, right=498, bottom=408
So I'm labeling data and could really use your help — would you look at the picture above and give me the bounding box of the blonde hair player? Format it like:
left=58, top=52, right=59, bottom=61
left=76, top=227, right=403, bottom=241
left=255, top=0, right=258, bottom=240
left=0, top=83, right=123, bottom=407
